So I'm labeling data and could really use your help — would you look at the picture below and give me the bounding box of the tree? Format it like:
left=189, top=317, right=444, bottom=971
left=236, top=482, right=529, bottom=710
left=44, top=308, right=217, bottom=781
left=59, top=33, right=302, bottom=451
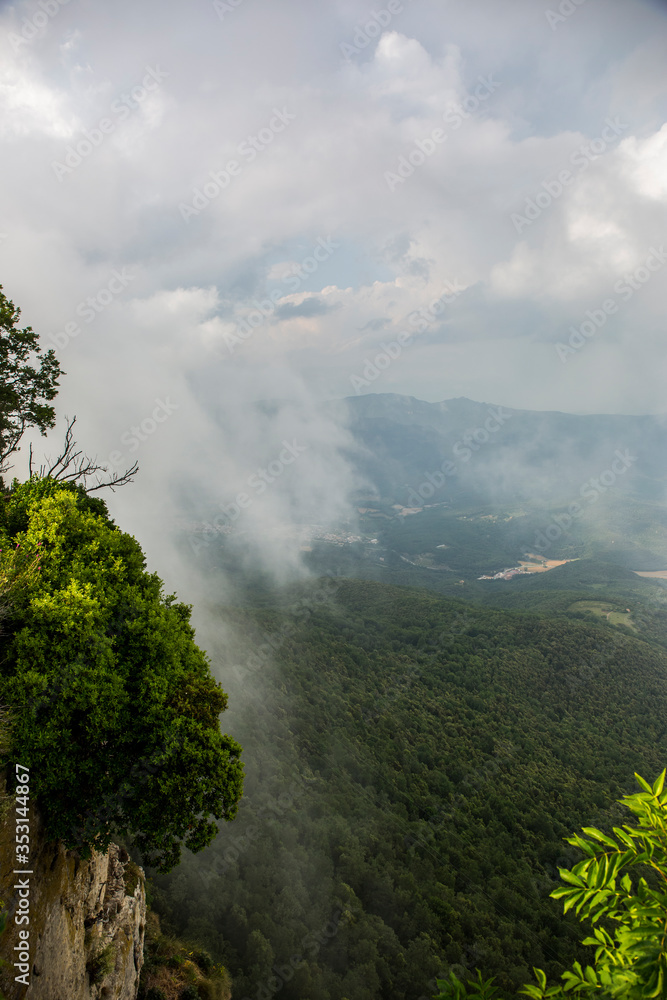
left=435, top=771, right=667, bottom=999
left=0, top=477, right=244, bottom=871
left=0, top=284, right=137, bottom=491
left=0, top=284, right=61, bottom=475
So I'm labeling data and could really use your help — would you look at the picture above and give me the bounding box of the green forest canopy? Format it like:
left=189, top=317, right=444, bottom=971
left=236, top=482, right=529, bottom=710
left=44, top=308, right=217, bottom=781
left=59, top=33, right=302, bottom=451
left=151, top=579, right=667, bottom=998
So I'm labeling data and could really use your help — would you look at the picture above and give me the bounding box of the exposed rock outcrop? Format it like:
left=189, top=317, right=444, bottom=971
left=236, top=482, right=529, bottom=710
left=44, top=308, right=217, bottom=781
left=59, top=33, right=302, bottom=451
left=0, top=781, right=146, bottom=1000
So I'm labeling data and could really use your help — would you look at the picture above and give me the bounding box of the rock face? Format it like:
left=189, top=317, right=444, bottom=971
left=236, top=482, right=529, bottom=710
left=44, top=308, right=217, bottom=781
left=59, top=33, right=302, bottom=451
left=0, top=785, right=146, bottom=1000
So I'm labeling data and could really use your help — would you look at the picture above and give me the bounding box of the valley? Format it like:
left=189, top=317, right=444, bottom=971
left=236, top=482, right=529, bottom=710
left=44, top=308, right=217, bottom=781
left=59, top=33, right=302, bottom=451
left=161, top=393, right=667, bottom=999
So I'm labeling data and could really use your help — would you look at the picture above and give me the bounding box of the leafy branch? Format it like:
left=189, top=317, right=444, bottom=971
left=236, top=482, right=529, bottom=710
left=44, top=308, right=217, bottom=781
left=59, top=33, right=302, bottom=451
left=436, top=771, right=667, bottom=1000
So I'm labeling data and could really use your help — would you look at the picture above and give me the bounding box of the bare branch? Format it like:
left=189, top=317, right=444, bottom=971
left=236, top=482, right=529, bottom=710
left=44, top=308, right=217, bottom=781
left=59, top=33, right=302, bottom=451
left=34, top=416, right=139, bottom=493
left=85, top=461, right=139, bottom=493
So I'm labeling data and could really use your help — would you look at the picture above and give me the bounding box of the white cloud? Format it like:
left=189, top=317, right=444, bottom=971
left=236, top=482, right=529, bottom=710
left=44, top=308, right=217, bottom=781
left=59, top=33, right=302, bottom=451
left=0, top=62, right=76, bottom=138
left=618, top=121, right=667, bottom=200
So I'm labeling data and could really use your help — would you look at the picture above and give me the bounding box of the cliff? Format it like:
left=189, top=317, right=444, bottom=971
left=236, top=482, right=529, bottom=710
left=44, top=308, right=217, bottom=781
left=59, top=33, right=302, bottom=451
left=0, top=776, right=146, bottom=1000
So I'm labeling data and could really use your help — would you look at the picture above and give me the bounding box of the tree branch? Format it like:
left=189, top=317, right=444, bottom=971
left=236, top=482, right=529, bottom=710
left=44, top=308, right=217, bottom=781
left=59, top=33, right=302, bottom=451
left=34, top=416, right=139, bottom=493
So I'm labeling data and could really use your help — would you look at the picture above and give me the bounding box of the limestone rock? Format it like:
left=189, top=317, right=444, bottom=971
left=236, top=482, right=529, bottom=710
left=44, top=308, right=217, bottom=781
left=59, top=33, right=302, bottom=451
left=0, top=786, right=146, bottom=1000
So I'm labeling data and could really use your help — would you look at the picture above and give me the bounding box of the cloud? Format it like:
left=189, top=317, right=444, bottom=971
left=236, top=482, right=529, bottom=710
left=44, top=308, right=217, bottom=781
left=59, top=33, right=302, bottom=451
left=274, top=296, right=340, bottom=320
left=2, top=0, right=667, bottom=591
left=0, top=60, right=75, bottom=139
left=618, top=121, right=667, bottom=200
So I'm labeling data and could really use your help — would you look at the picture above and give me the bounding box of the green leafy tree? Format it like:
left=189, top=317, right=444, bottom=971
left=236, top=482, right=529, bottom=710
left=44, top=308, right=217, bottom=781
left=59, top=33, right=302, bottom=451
left=0, top=477, right=244, bottom=871
left=435, top=771, right=667, bottom=1000
left=0, top=285, right=61, bottom=475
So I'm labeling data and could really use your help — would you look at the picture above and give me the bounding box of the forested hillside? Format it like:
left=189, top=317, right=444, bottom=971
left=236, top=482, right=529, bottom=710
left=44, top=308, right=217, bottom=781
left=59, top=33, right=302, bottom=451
left=150, top=580, right=667, bottom=1000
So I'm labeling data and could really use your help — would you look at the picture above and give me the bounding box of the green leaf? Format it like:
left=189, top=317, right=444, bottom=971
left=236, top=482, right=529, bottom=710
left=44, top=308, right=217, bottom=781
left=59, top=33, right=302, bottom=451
left=560, top=870, right=585, bottom=887
left=613, top=827, right=637, bottom=850
left=580, top=827, right=619, bottom=850
left=563, top=890, right=585, bottom=914
left=634, top=772, right=654, bottom=794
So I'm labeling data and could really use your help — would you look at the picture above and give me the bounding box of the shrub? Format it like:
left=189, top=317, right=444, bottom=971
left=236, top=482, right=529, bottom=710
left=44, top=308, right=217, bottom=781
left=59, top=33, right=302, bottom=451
left=86, top=944, right=115, bottom=985
left=191, top=950, right=213, bottom=974
left=145, top=989, right=168, bottom=1000
left=179, top=986, right=201, bottom=1000
left=124, top=861, right=142, bottom=897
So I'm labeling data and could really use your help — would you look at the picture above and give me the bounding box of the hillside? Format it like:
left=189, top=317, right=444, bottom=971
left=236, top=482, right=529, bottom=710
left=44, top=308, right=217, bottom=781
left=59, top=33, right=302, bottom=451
left=333, top=394, right=667, bottom=509
left=188, top=394, right=667, bottom=585
left=298, top=555, right=667, bottom=651
left=150, top=579, right=667, bottom=1000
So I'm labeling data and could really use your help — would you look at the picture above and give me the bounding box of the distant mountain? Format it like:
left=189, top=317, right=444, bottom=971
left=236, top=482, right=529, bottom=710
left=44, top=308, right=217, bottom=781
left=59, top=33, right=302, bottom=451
left=193, top=393, right=667, bottom=578
left=328, top=393, right=667, bottom=508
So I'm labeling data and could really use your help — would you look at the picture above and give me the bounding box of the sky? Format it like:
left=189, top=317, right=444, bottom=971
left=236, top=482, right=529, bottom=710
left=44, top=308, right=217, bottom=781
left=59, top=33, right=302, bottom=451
left=1, top=0, right=667, bottom=584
